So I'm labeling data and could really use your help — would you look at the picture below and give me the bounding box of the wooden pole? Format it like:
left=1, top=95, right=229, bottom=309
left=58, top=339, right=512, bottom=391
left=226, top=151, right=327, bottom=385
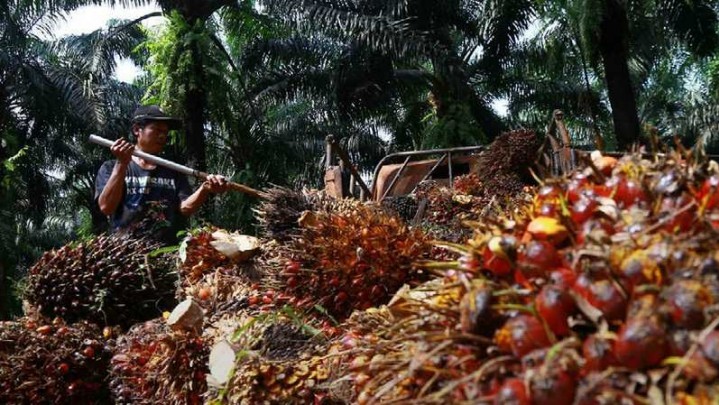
left=88, top=135, right=268, bottom=199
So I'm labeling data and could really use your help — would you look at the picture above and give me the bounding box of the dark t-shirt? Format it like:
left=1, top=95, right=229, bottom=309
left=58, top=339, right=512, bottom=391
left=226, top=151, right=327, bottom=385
left=95, top=160, right=192, bottom=241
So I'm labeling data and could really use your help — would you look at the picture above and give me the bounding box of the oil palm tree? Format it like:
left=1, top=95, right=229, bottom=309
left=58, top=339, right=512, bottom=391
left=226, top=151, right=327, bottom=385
left=0, top=0, right=148, bottom=317
left=257, top=0, right=536, bottom=148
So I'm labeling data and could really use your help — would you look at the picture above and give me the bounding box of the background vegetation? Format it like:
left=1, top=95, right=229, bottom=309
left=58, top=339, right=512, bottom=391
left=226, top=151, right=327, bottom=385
left=3, top=0, right=719, bottom=318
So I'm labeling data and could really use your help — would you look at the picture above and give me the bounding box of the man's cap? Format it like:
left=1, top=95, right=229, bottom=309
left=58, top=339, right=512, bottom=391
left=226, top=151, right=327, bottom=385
left=131, top=105, right=182, bottom=130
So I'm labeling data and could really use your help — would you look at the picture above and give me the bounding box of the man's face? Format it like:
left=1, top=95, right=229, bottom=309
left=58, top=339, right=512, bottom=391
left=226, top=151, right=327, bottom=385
left=134, top=121, right=169, bottom=154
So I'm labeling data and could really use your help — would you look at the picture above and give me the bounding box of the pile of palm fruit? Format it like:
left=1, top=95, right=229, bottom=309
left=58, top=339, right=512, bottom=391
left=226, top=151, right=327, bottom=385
left=332, top=150, right=719, bottom=403
left=0, top=316, right=112, bottom=404
left=8, top=128, right=719, bottom=404
left=414, top=130, right=538, bottom=243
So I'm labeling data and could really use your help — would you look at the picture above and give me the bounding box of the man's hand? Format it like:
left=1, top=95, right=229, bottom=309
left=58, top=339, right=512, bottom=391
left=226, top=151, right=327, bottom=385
left=202, top=174, right=230, bottom=194
left=182, top=174, right=229, bottom=216
left=110, top=138, right=134, bottom=166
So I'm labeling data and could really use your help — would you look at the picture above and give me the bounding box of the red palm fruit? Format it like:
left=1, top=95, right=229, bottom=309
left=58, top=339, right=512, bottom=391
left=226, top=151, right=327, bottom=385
left=482, top=247, right=512, bottom=277
left=518, top=241, right=561, bottom=278
left=370, top=285, right=384, bottom=299
left=668, top=329, right=692, bottom=357
left=549, top=268, right=577, bottom=289
left=699, top=331, right=719, bottom=364
left=284, top=260, right=300, bottom=275
left=614, top=317, right=668, bottom=370
left=58, top=363, right=70, bottom=375
left=699, top=175, right=719, bottom=209
left=538, top=184, right=562, bottom=202
left=567, top=173, right=590, bottom=203
left=535, top=285, right=576, bottom=336
left=571, top=196, right=597, bottom=225
left=582, top=334, right=618, bottom=373
left=494, top=378, right=530, bottom=405
left=497, top=315, right=551, bottom=358
left=334, top=291, right=348, bottom=304
left=614, top=178, right=647, bottom=208
left=659, top=194, right=694, bottom=232
left=459, top=284, right=495, bottom=335
left=664, top=279, right=712, bottom=329
left=530, top=369, right=577, bottom=405
left=585, top=279, right=627, bottom=322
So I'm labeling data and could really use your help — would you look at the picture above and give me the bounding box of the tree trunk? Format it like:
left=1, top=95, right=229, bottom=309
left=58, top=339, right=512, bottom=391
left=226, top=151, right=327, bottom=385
left=182, top=36, right=207, bottom=171
left=598, top=0, right=641, bottom=151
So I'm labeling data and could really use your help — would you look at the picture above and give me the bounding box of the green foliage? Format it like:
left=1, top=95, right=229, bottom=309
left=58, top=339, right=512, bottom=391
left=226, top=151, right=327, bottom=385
left=421, top=102, right=486, bottom=148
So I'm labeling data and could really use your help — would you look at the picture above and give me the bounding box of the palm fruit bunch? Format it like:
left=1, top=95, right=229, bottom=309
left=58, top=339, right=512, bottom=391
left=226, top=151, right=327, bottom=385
left=254, top=186, right=316, bottom=241
left=414, top=176, right=532, bottom=244
left=452, top=173, right=483, bottom=195
left=334, top=283, right=506, bottom=403
left=380, top=195, right=419, bottom=221
left=330, top=149, right=719, bottom=403
left=179, top=227, right=233, bottom=283
left=178, top=228, right=274, bottom=316
left=109, top=318, right=209, bottom=404
left=476, top=128, right=540, bottom=194
left=25, top=232, right=178, bottom=328
left=0, top=316, right=112, bottom=404
left=216, top=312, right=339, bottom=404
left=270, top=204, right=432, bottom=319
left=254, top=187, right=362, bottom=241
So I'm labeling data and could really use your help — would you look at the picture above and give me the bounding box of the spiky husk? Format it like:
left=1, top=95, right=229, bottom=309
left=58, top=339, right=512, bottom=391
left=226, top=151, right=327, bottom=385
left=0, top=316, right=112, bottom=404
left=25, top=233, right=179, bottom=328
left=274, top=205, right=433, bottom=319
left=109, top=319, right=208, bottom=404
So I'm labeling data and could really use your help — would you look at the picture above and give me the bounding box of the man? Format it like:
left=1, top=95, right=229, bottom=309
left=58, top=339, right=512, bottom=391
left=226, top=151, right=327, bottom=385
left=95, top=105, right=228, bottom=242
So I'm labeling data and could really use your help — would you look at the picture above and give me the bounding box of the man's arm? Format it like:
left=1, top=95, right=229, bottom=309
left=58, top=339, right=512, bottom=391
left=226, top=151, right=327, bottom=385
left=97, top=139, right=134, bottom=216
left=180, top=174, right=228, bottom=216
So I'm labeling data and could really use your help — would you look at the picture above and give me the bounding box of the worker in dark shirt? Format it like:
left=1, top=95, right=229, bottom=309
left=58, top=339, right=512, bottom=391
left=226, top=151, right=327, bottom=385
left=95, top=105, right=228, bottom=241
